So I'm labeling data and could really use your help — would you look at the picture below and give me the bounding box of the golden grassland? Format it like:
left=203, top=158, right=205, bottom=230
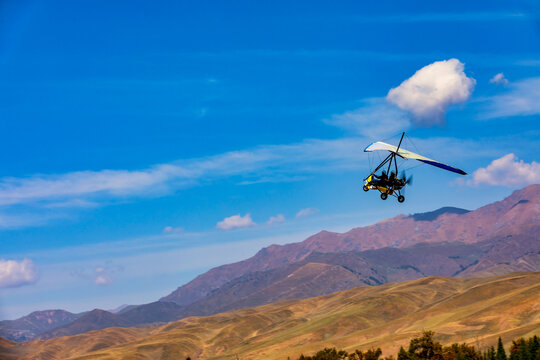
left=10, top=271, right=540, bottom=360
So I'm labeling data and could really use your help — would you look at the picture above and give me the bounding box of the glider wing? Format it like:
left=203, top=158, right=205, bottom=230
left=364, top=141, right=467, bottom=175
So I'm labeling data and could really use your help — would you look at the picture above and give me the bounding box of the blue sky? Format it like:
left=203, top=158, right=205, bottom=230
left=1, top=0, right=540, bottom=319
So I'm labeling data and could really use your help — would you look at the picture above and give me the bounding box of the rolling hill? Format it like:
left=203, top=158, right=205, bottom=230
left=7, top=271, right=540, bottom=360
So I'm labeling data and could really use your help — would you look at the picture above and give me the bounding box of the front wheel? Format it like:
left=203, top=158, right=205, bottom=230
left=380, top=193, right=388, bottom=200
left=398, top=195, right=405, bottom=203
left=363, top=185, right=369, bottom=192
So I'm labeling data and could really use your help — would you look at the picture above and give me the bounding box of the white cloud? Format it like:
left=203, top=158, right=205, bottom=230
left=490, top=73, right=509, bottom=86
left=216, top=213, right=255, bottom=230
left=325, top=98, right=410, bottom=138
left=482, top=77, right=540, bottom=119
left=266, top=214, right=285, bottom=225
left=163, top=226, right=183, bottom=234
left=0, top=259, right=39, bottom=288
left=94, top=266, right=115, bottom=286
left=387, top=58, right=476, bottom=126
left=469, top=153, right=540, bottom=187
left=295, top=207, right=319, bottom=218
left=94, top=275, right=112, bottom=286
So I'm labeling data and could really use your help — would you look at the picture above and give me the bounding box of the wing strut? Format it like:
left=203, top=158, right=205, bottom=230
left=364, top=152, right=392, bottom=180
left=387, top=132, right=405, bottom=175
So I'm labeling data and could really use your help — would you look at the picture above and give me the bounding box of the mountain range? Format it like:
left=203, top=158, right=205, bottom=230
left=5, top=271, right=540, bottom=360
left=1, top=184, right=538, bottom=342
left=162, top=184, right=539, bottom=305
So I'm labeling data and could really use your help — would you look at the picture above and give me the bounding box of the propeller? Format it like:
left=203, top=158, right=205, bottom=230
left=400, top=171, right=413, bottom=186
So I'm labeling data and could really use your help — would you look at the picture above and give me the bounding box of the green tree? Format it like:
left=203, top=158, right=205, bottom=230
left=311, top=347, right=348, bottom=360
left=528, top=336, right=540, bottom=360
left=487, top=346, right=496, bottom=360
left=364, top=348, right=383, bottom=360
left=519, top=339, right=530, bottom=360
left=398, top=346, right=415, bottom=360
left=408, top=331, right=443, bottom=360
left=442, top=343, right=482, bottom=360
left=497, top=338, right=508, bottom=360
left=510, top=340, right=520, bottom=360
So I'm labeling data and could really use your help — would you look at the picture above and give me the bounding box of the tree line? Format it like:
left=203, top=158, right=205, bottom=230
left=294, top=331, right=539, bottom=360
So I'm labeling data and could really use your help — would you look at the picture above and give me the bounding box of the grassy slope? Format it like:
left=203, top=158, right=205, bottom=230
left=13, top=272, right=540, bottom=360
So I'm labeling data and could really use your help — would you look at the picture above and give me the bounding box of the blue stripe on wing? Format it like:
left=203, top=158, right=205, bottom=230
left=418, top=160, right=467, bottom=175
left=363, top=142, right=376, bottom=152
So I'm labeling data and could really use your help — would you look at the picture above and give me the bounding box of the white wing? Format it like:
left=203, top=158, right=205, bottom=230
left=364, top=141, right=466, bottom=175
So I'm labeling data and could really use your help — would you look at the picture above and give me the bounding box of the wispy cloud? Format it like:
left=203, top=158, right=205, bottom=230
left=325, top=98, right=410, bottom=138
left=163, top=226, right=184, bottom=234
left=94, top=275, right=112, bottom=286
left=0, top=138, right=368, bottom=212
left=345, top=12, right=529, bottom=24
left=0, top=211, right=67, bottom=229
left=266, top=214, right=285, bottom=225
left=481, top=77, right=540, bottom=119
left=0, top=259, right=39, bottom=288
left=387, top=59, right=475, bottom=126
left=0, top=165, right=187, bottom=207
left=296, top=207, right=319, bottom=218
left=69, top=262, right=123, bottom=287
left=515, top=59, right=540, bottom=67
left=0, top=133, right=530, bottom=230
left=94, top=267, right=113, bottom=286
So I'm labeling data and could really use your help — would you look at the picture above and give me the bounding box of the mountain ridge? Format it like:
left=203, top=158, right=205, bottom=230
left=0, top=310, right=82, bottom=342
left=161, top=184, right=539, bottom=305
left=8, top=271, right=540, bottom=360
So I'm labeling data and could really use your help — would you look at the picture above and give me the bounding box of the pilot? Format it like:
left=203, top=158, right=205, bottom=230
left=373, top=171, right=388, bottom=186
left=389, top=171, right=397, bottom=187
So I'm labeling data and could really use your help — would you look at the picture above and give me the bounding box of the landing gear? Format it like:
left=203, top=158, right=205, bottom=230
left=380, top=193, right=388, bottom=200
left=398, top=195, right=405, bottom=203
left=363, top=185, right=369, bottom=192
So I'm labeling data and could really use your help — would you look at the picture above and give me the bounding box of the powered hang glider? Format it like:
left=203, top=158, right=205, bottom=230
left=363, top=132, right=467, bottom=203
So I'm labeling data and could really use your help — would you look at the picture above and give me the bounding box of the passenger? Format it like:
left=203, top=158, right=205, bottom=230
left=389, top=171, right=397, bottom=188
left=373, top=171, right=388, bottom=186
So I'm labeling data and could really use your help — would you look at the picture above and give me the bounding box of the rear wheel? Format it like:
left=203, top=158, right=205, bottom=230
left=398, top=195, right=405, bottom=203
left=363, top=185, right=369, bottom=192
left=380, top=193, right=388, bottom=200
